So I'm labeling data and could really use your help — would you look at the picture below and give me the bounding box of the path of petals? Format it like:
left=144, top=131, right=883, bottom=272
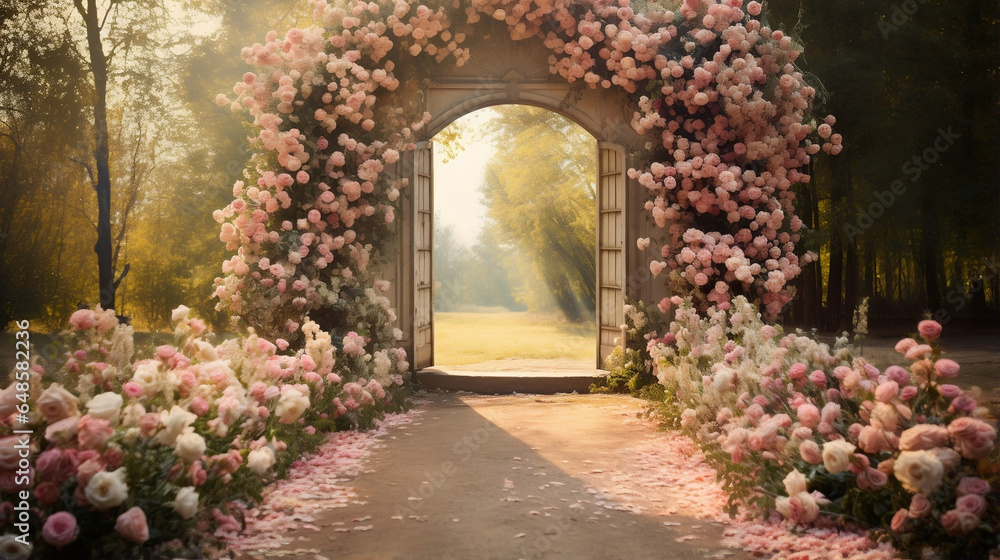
left=221, top=406, right=426, bottom=551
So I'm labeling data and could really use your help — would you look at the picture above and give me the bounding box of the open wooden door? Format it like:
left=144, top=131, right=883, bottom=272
left=413, top=141, right=434, bottom=370
left=596, top=142, right=626, bottom=369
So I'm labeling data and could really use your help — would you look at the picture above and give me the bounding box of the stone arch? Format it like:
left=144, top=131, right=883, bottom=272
left=381, top=21, right=666, bottom=371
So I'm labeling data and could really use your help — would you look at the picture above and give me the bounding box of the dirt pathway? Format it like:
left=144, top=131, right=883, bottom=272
left=234, top=393, right=748, bottom=560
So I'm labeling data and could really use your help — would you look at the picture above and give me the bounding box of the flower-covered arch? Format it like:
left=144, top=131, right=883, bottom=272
left=213, top=0, right=838, bottom=376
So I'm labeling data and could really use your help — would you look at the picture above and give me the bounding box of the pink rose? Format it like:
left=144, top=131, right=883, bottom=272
left=940, top=509, right=979, bottom=536
left=934, top=359, right=960, bottom=379
left=858, top=426, right=896, bottom=454
left=122, top=382, right=144, bottom=398
left=808, top=370, right=827, bottom=386
left=35, top=481, right=61, bottom=507
left=917, top=320, right=942, bottom=341
left=890, top=508, right=908, bottom=532
left=42, top=511, right=78, bottom=547
left=75, top=458, right=104, bottom=488
left=36, top=448, right=73, bottom=483
left=76, top=415, right=113, bottom=450
left=948, top=417, right=997, bottom=461
left=820, top=402, right=841, bottom=424
left=874, top=381, right=899, bottom=403
left=189, top=397, right=210, bottom=416
left=894, top=337, right=917, bottom=354
left=956, top=494, right=987, bottom=517
left=909, top=494, right=931, bottom=518
left=937, top=384, right=962, bottom=398
left=788, top=363, right=807, bottom=380
left=799, top=440, right=823, bottom=464
left=139, top=413, right=160, bottom=437
left=69, top=309, right=97, bottom=331
left=949, top=395, right=977, bottom=414
left=957, top=477, right=990, bottom=496
left=899, top=386, right=918, bottom=401
left=796, top=404, right=820, bottom=429
left=899, top=424, right=950, bottom=451
left=115, top=506, right=149, bottom=543
left=885, top=365, right=909, bottom=385
left=904, top=344, right=933, bottom=360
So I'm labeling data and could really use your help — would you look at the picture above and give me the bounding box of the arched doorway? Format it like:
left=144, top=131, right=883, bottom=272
left=378, top=21, right=664, bottom=371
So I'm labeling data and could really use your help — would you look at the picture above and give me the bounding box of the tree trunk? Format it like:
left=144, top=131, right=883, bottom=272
left=78, top=0, right=116, bottom=312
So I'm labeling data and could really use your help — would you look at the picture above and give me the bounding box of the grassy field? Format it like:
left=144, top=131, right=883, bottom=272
left=433, top=311, right=596, bottom=365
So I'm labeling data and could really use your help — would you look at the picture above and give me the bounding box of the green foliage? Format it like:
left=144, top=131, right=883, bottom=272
left=477, top=105, right=597, bottom=322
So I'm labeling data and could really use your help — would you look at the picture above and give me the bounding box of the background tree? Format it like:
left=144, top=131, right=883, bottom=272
left=476, top=105, right=597, bottom=322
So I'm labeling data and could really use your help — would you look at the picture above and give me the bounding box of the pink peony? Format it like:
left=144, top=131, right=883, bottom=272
left=917, top=320, right=942, bottom=341
left=796, top=403, right=820, bottom=428
left=900, top=386, right=918, bottom=401
left=115, top=506, right=149, bottom=543
left=42, top=511, right=78, bottom=547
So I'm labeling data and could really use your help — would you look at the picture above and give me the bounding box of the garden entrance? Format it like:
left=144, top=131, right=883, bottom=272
left=378, top=21, right=664, bottom=372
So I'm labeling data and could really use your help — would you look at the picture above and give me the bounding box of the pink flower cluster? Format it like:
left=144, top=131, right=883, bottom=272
left=653, top=309, right=998, bottom=554
left=0, top=306, right=406, bottom=556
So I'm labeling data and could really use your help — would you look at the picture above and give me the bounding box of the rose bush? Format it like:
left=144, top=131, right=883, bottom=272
left=647, top=302, right=999, bottom=559
left=0, top=306, right=406, bottom=558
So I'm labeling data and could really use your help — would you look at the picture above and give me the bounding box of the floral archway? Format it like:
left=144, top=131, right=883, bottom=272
left=6, top=1, right=996, bottom=559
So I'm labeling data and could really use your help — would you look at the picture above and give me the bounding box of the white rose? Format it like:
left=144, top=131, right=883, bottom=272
left=0, top=534, right=32, bottom=560
left=821, top=439, right=856, bottom=474
left=156, top=406, right=196, bottom=446
left=194, top=341, right=219, bottom=362
left=171, top=305, right=190, bottom=323
left=37, top=384, right=79, bottom=422
left=783, top=469, right=808, bottom=497
left=85, top=468, right=129, bottom=510
left=246, top=447, right=276, bottom=475
left=121, top=403, right=146, bottom=427
left=131, top=362, right=161, bottom=396
left=894, top=450, right=944, bottom=496
left=86, top=392, right=124, bottom=425
left=172, top=486, right=199, bottom=520
left=174, top=430, right=207, bottom=462
left=275, top=389, right=310, bottom=424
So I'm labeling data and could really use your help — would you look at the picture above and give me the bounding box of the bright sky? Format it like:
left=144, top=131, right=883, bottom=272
left=433, top=109, right=498, bottom=248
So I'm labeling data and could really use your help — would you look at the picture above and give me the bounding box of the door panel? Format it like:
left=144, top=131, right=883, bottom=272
left=597, top=142, right=625, bottom=368
left=413, top=142, right=434, bottom=370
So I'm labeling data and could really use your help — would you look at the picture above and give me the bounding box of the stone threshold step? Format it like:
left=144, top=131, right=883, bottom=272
left=415, top=367, right=607, bottom=395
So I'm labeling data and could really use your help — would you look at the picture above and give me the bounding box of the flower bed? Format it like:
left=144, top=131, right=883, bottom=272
left=639, top=298, right=999, bottom=559
left=0, top=306, right=406, bottom=559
